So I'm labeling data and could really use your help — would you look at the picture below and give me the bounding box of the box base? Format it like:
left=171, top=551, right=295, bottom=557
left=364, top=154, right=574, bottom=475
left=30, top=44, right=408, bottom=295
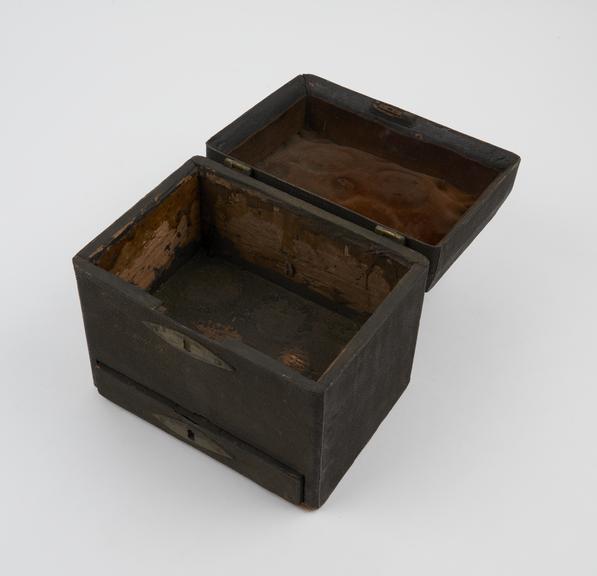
left=152, top=252, right=362, bottom=380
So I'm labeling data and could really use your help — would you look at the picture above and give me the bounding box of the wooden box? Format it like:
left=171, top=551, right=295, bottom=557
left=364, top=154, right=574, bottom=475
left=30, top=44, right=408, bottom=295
left=74, top=75, right=519, bottom=508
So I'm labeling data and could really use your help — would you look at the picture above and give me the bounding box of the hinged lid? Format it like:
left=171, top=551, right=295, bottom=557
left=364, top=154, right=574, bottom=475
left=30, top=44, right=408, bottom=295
left=206, top=74, right=520, bottom=290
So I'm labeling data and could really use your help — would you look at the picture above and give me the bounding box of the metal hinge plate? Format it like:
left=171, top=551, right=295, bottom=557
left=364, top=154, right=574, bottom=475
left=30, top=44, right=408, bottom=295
left=374, top=224, right=406, bottom=244
left=224, top=157, right=253, bottom=176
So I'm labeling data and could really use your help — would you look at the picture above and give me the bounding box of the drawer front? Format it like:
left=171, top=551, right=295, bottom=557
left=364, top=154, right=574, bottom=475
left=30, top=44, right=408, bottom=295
left=94, top=361, right=304, bottom=505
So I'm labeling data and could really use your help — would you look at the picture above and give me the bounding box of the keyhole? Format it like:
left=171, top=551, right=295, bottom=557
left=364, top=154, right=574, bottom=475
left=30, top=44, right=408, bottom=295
left=187, top=429, right=195, bottom=441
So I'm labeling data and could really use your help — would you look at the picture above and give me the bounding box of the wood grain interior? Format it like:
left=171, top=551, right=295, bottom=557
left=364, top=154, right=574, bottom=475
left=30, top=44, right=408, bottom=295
left=231, top=96, right=498, bottom=245
left=231, top=97, right=306, bottom=164
left=92, top=170, right=408, bottom=378
left=200, top=171, right=406, bottom=316
left=93, top=174, right=200, bottom=290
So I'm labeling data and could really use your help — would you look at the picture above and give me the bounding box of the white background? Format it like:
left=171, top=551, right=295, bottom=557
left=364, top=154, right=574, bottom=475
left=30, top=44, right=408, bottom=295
left=1, top=1, right=595, bottom=574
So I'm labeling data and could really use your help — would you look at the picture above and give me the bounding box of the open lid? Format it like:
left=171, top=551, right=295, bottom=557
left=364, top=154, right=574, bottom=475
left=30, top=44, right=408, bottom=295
left=206, top=74, right=520, bottom=290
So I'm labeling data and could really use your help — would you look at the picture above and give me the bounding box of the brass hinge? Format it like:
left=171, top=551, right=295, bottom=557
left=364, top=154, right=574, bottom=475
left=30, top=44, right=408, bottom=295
left=224, top=157, right=253, bottom=176
left=374, top=224, right=405, bottom=244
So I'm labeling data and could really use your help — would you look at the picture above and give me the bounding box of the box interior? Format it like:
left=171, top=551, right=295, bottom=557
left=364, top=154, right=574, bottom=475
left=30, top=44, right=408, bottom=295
left=93, top=171, right=408, bottom=380
left=230, top=97, right=499, bottom=245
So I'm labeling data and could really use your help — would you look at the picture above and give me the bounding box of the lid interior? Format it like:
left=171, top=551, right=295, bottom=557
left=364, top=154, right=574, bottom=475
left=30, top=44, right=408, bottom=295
left=228, top=95, right=499, bottom=246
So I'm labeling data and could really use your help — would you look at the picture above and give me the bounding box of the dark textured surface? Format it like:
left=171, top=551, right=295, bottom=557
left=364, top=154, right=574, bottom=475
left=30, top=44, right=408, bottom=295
left=319, top=267, right=427, bottom=505
left=153, top=252, right=363, bottom=380
left=74, top=156, right=429, bottom=508
left=256, top=129, right=476, bottom=245
left=74, top=252, right=325, bottom=506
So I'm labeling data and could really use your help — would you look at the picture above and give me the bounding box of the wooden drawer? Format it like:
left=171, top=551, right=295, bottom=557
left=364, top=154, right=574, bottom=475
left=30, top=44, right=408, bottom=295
left=94, top=360, right=304, bottom=505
